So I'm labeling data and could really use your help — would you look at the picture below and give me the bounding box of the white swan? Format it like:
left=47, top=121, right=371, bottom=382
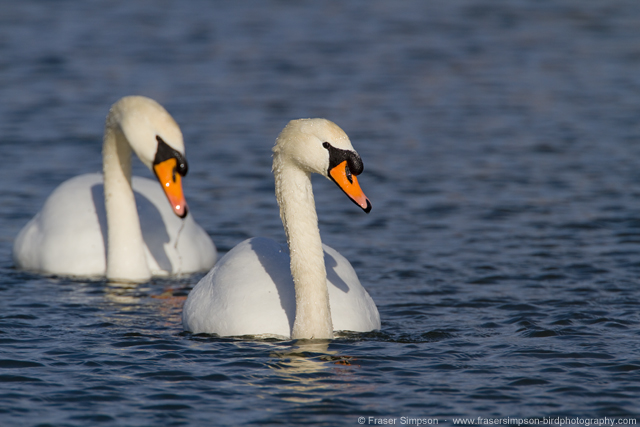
left=13, top=96, right=217, bottom=282
left=182, top=118, right=380, bottom=339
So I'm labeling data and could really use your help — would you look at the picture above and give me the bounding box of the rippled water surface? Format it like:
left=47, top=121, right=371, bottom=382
left=2, top=1, right=640, bottom=425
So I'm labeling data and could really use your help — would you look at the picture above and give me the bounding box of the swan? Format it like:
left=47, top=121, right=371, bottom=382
left=13, top=96, right=217, bottom=282
left=182, top=118, right=380, bottom=339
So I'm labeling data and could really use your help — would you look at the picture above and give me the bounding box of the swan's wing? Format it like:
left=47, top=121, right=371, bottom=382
left=13, top=173, right=106, bottom=277
left=323, top=244, right=381, bottom=332
left=182, top=237, right=294, bottom=337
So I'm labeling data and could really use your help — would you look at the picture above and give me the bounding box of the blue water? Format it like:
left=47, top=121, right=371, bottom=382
left=2, top=1, right=640, bottom=425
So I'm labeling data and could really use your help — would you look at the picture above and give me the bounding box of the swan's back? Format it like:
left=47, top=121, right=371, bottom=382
left=323, top=244, right=380, bottom=333
left=182, top=237, right=380, bottom=338
left=13, top=173, right=216, bottom=277
left=183, top=238, right=295, bottom=338
left=13, top=174, right=106, bottom=276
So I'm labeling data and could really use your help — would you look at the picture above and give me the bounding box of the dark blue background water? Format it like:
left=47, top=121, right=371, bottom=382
left=2, top=1, right=640, bottom=425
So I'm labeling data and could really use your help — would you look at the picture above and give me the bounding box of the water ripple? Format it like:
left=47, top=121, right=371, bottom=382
left=2, top=0, right=640, bottom=424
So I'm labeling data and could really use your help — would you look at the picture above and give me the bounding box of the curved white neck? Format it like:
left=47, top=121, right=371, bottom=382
left=102, top=126, right=151, bottom=282
left=275, top=162, right=333, bottom=339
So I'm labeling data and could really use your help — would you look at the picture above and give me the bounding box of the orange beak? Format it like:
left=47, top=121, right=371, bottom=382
left=329, top=160, right=371, bottom=213
left=153, top=158, right=188, bottom=218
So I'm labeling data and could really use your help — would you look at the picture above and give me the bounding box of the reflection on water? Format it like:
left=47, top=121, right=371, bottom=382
left=263, top=340, right=364, bottom=404
left=2, top=0, right=640, bottom=424
left=267, top=340, right=335, bottom=404
left=104, top=281, right=144, bottom=306
left=104, top=280, right=186, bottom=327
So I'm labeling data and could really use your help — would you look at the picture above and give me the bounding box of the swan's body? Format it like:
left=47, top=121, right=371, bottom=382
left=13, top=96, right=217, bottom=282
left=183, top=118, right=379, bottom=339
left=14, top=173, right=215, bottom=278
left=183, top=237, right=379, bottom=338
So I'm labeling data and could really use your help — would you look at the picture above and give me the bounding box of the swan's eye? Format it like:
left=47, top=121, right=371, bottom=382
left=176, top=159, right=188, bottom=176
left=323, top=141, right=364, bottom=176
left=347, top=156, right=363, bottom=176
left=154, top=135, right=189, bottom=176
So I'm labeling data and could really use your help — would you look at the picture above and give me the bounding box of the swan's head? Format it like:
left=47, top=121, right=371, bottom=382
left=107, top=96, right=189, bottom=218
left=273, top=118, right=371, bottom=213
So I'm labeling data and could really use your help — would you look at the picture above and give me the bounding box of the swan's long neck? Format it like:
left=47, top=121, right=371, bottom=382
left=102, top=125, right=151, bottom=282
left=274, top=161, right=333, bottom=339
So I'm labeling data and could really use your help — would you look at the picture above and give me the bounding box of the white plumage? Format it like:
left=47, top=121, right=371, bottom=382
left=183, top=119, right=379, bottom=339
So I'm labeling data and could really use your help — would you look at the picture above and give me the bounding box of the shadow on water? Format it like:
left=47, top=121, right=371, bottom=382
left=90, top=182, right=172, bottom=271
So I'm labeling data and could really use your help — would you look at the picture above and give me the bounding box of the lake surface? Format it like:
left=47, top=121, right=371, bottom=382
left=2, top=1, right=640, bottom=425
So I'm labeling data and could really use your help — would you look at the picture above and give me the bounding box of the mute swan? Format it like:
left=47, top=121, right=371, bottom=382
left=13, top=96, right=217, bottom=282
left=182, top=118, right=380, bottom=339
